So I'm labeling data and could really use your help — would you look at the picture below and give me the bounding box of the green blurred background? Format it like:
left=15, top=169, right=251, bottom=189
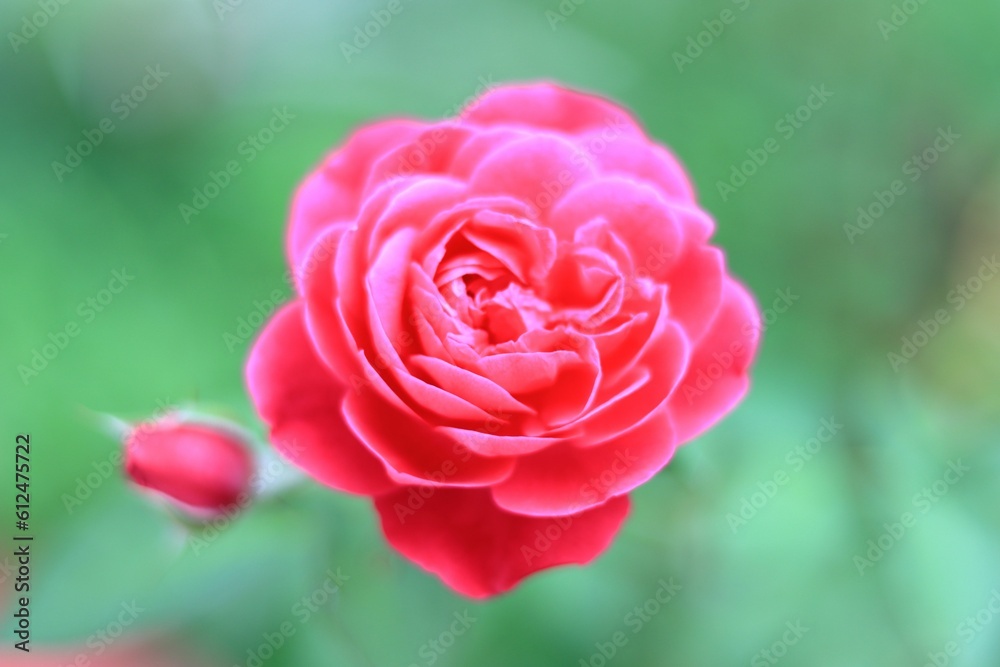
left=2, top=0, right=999, bottom=665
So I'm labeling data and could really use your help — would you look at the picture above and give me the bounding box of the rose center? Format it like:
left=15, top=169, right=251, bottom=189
left=440, top=273, right=552, bottom=345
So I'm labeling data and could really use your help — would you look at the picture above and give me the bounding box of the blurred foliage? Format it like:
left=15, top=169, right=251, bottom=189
left=1, top=0, right=999, bottom=665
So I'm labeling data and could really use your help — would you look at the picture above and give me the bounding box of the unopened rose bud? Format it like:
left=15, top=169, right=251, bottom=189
left=124, top=419, right=255, bottom=516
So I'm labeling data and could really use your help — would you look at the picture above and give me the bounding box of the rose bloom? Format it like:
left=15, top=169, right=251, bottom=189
left=247, top=83, right=760, bottom=598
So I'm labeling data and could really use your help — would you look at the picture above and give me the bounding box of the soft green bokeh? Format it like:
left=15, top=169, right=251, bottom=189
left=2, top=0, right=998, bottom=665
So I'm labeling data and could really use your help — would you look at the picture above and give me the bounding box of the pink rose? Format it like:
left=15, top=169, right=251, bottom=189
left=247, top=83, right=760, bottom=597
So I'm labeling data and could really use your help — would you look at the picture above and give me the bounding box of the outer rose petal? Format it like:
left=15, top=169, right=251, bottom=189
left=468, top=134, right=597, bottom=215
left=585, top=134, right=699, bottom=206
left=491, top=405, right=676, bottom=516
left=246, top=302, right=397, bottom=496
left=302, top=226, right=367, bottom=383
left=287, top=119, right=428, bottom=273
left=368, top=124, right=476, bottom=183
left=668, top=279, right=761, bottom=443
left=375, top=487, right=629, bottom=598
left=461, top=82, right=644, bottom=138
left=664, top=244, right=726, bottom=343
left=447, top=127, right=532, bottom=179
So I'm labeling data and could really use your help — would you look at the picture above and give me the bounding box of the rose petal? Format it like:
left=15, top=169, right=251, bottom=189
left=468, top=134, right=597, bottom=216
left=668, top=279, right=760, bottom=443
left=491, top=405, right=675, bottom=516
left=408, top=354, right=535, bottom=418
left=561, top=317, right=690, bottom=444
left=367, top=123, right=476, bottom=183
left=448, top=127, right=532, bottom=178
left=288, top=119, right=427, bottom=273
left=548, top=177, right=684, bottom=277
left=665, top=244, right=726, bottom=343
left=301, top=227, right=363, bottom=382
left=459, top=210, right=558, bottom=285
left=438, top=426, right=557, bottom=458
left=583, top=133, right=698, bottom=205
left=246, top=302, right=396, bottom=496
left=461, top=82, right=643, bottom=138
left=341, top=384, right=516, bottom=487
left=362, top=177, right=467, bottom=263
left=375, top=486, right=629, bottom=598
left=366, top=228, right=417, bottom=357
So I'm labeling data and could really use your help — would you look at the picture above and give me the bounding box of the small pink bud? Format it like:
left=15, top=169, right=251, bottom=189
left=124, top=419, right=255, bottom=516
